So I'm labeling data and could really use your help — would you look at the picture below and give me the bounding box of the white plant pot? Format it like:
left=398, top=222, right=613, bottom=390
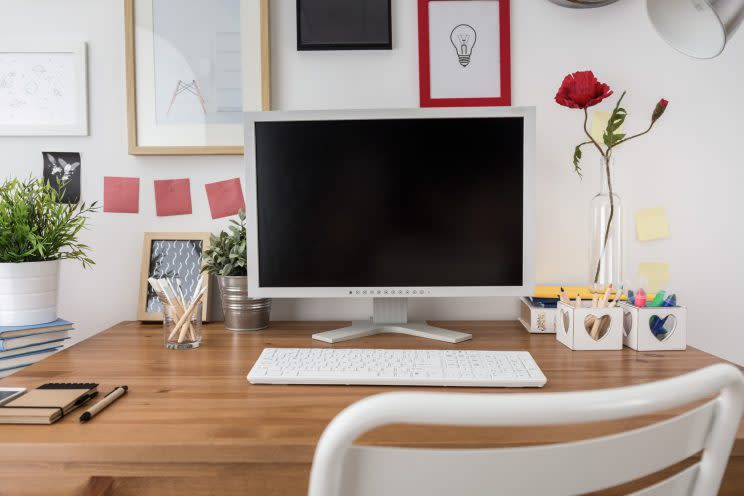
left=0, top=260, right=60, bottom=326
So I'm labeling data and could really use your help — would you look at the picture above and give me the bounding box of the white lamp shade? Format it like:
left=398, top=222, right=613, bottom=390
left=647, top=0, right=744, bottom=58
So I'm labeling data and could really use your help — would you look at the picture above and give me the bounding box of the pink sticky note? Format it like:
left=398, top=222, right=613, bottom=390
left=205, top=178, right=246, bottom=219
left=103, top=177, right=140, bottom=213
left=154, top=179, right=192, bottom=216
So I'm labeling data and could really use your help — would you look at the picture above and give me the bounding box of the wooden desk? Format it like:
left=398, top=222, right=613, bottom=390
left=0, top=321, right=741, bottom=496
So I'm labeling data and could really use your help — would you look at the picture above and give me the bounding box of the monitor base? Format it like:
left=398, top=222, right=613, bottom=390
left=311, top=298, right=473, bottom=344
left=312, top=321, right=472, bottom=344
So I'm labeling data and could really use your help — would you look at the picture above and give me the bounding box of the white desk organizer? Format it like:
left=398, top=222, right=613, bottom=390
left=519, top=297, right=557, bottom=334
left=556, top=301, right=623, bottom=350
left=619, top=302, right=687, bottom=351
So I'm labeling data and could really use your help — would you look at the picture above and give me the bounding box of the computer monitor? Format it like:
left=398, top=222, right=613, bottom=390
left=244, top=107, right=535, bottom=343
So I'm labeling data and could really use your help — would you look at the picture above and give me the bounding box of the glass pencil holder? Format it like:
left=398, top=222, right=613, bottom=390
left=163, top=302, right=202, bottom=350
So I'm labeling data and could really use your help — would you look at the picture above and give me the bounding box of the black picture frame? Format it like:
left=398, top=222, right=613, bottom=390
left=297, top=0, right=392, bottom=51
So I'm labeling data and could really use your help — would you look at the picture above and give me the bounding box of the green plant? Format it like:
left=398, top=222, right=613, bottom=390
left=0, top=177, right=98, bottom=266
left=202, top=210, right=247, bottom=277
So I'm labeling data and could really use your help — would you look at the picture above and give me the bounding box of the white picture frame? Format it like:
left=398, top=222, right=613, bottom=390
left=0, top=41, right=88, bottom=136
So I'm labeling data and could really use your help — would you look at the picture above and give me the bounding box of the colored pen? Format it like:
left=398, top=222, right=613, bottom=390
left=627, top=290, right=635, bottom=305
left=661, top=294, right=677, bottom=307
left=635, top=288, right=647, bottom=307
left=648, top=290, right=667, bottom=308
left=79, top=386, right=128, bottom=422
left=650, top=315, right=670, bottom=336
left=608, top=285, right=624, bottom=307
left=599, top=284, right=612, bottom=308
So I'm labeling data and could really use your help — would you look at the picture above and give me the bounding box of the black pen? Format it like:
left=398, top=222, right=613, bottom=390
left=79, top=386, right=128, bottom=422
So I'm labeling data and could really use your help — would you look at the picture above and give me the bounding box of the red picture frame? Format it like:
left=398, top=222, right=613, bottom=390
left=418, top=0, right=511, bottom=107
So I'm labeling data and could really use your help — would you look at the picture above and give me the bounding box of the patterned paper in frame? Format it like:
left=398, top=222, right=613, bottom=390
left=146, top=239, right=204, bottom=314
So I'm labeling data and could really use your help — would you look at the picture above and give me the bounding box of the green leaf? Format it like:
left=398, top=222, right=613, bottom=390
left=573, top=143, right=587, bottom=178
left=0, top=176, right=98, bottom=265
left=200, top=210, right=248, bottom=276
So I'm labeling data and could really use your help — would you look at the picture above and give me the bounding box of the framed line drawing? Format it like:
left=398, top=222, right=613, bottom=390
left=418, top=0, right=511, bottom=107
left=297, top=0, right=392, bottom=51
left=125, top=0, right=270, bottom=155
left=138, top=232, right=211, bottom=321
left=0, top=41, right=88, bottom=136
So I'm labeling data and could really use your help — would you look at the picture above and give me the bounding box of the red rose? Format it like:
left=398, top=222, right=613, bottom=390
left=555, top=71, right=613, bottom=109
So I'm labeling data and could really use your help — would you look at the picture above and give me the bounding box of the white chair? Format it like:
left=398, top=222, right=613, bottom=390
left=309, top=364, right=744, bottom=496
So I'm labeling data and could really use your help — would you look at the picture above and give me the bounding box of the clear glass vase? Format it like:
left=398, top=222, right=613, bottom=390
left=589, top=157, right=623, bottom=291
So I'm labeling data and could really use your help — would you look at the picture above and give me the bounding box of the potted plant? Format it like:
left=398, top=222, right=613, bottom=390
left=202, top=210, right=271, bottom=331
left=0, top=177, right=98, bottom=326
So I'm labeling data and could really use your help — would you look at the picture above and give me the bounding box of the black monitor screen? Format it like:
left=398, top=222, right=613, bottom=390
left=254, top=117, right=524, bottom=287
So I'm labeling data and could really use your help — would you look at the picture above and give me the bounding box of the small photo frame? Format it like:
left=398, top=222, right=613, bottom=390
left=43, top=151, right=81, bottom=204
left=138, top=232, right=210, bottom=321
left=297, top=0, right=392, bottom=50
left=0, top=41, right=88, bottom=136
left=418, top=0, right=511, bottom=107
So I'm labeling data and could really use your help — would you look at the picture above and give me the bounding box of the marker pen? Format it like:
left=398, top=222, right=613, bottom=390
left=661, top=294, right=677, bottom=307
left=635, top=288, right=647, bottom=307
left=648, top=290, right=667, bottom=307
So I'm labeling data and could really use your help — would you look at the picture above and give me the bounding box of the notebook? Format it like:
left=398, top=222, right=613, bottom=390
left=0, top=319, right=73, bottom=339
left=0, top=330, right=72, bottom=351
left=0, top=383, right=98, bottom=424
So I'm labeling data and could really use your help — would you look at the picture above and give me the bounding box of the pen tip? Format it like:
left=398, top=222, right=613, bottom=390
left=79, top=412, right=91, bottom=422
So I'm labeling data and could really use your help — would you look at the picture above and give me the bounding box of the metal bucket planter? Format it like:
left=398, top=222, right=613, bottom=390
left=0, top=260, right=60, bottom=326
left=216, top=275, right=271, bottom=331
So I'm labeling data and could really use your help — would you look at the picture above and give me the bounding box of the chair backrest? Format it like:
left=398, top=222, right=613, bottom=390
left=308, top=364, right=744, bottom=496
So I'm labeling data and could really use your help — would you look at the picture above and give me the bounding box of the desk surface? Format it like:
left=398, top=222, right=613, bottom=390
left=0, top=321, right=742, bottom=495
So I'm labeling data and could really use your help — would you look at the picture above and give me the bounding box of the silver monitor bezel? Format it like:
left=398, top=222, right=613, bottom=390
left=244, top=106, right=535, bottom=298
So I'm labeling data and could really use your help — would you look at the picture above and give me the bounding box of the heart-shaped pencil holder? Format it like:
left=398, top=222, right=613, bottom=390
left=619, top=302, right=687, bottom=351
left=556, top=301, right=622, bottom=351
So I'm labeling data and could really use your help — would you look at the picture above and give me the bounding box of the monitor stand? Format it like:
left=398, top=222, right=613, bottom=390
left=312, top=298, right=472, bottom=344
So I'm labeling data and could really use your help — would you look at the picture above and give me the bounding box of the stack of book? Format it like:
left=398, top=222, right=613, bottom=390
left=0, top=319, right=73, bottom=378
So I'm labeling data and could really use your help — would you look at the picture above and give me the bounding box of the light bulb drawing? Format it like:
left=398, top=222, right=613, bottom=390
left=450, top=24, right=477, bottom=67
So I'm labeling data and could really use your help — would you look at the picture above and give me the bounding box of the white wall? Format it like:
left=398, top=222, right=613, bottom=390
left=1, top=0, right=742, bottom=365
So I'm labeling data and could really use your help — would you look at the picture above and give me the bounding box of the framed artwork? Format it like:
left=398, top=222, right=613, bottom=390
left=138, top=232, right=211, bottom=321
left=0, top=41, right=88, bottom=136
left=43, top=151, right=81, bottom=204
left=297, top=0, right=392, bottom=50
left=418, top=0, right=511, bottom=107
left=125, top=0, right=270, bottom=155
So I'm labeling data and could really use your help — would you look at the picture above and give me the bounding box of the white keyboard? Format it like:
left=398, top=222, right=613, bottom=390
left=247, top=348, right=547, bottom=387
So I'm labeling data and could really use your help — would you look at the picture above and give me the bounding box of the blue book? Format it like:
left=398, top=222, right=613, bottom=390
left=0, top=338, right=69, bottom=357
left=0, top=363, right=29, bottom=378
left=0, top=346, right=62, bottom=372
left=0, top=319, right=73, bottom=339
left=0, top=330, right=72, bottom=351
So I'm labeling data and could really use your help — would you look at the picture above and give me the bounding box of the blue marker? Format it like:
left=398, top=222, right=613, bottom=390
left=651, top=315, right=671, bottom=337
left=627, top=290, right=635, bottom=305
left=661, top=294, right=677, bottom=307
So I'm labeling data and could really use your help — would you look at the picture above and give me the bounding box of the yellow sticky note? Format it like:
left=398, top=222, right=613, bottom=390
left=635, top=207, right=670, bottom=241
left=590, top=110, right=620, bottom=143
left=639, top=262, right=670, bottom=293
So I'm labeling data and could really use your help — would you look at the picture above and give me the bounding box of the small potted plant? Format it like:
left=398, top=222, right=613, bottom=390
left=202, top=210, right=271, bottom=331
left=0, top=177, right=98, bottom=325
